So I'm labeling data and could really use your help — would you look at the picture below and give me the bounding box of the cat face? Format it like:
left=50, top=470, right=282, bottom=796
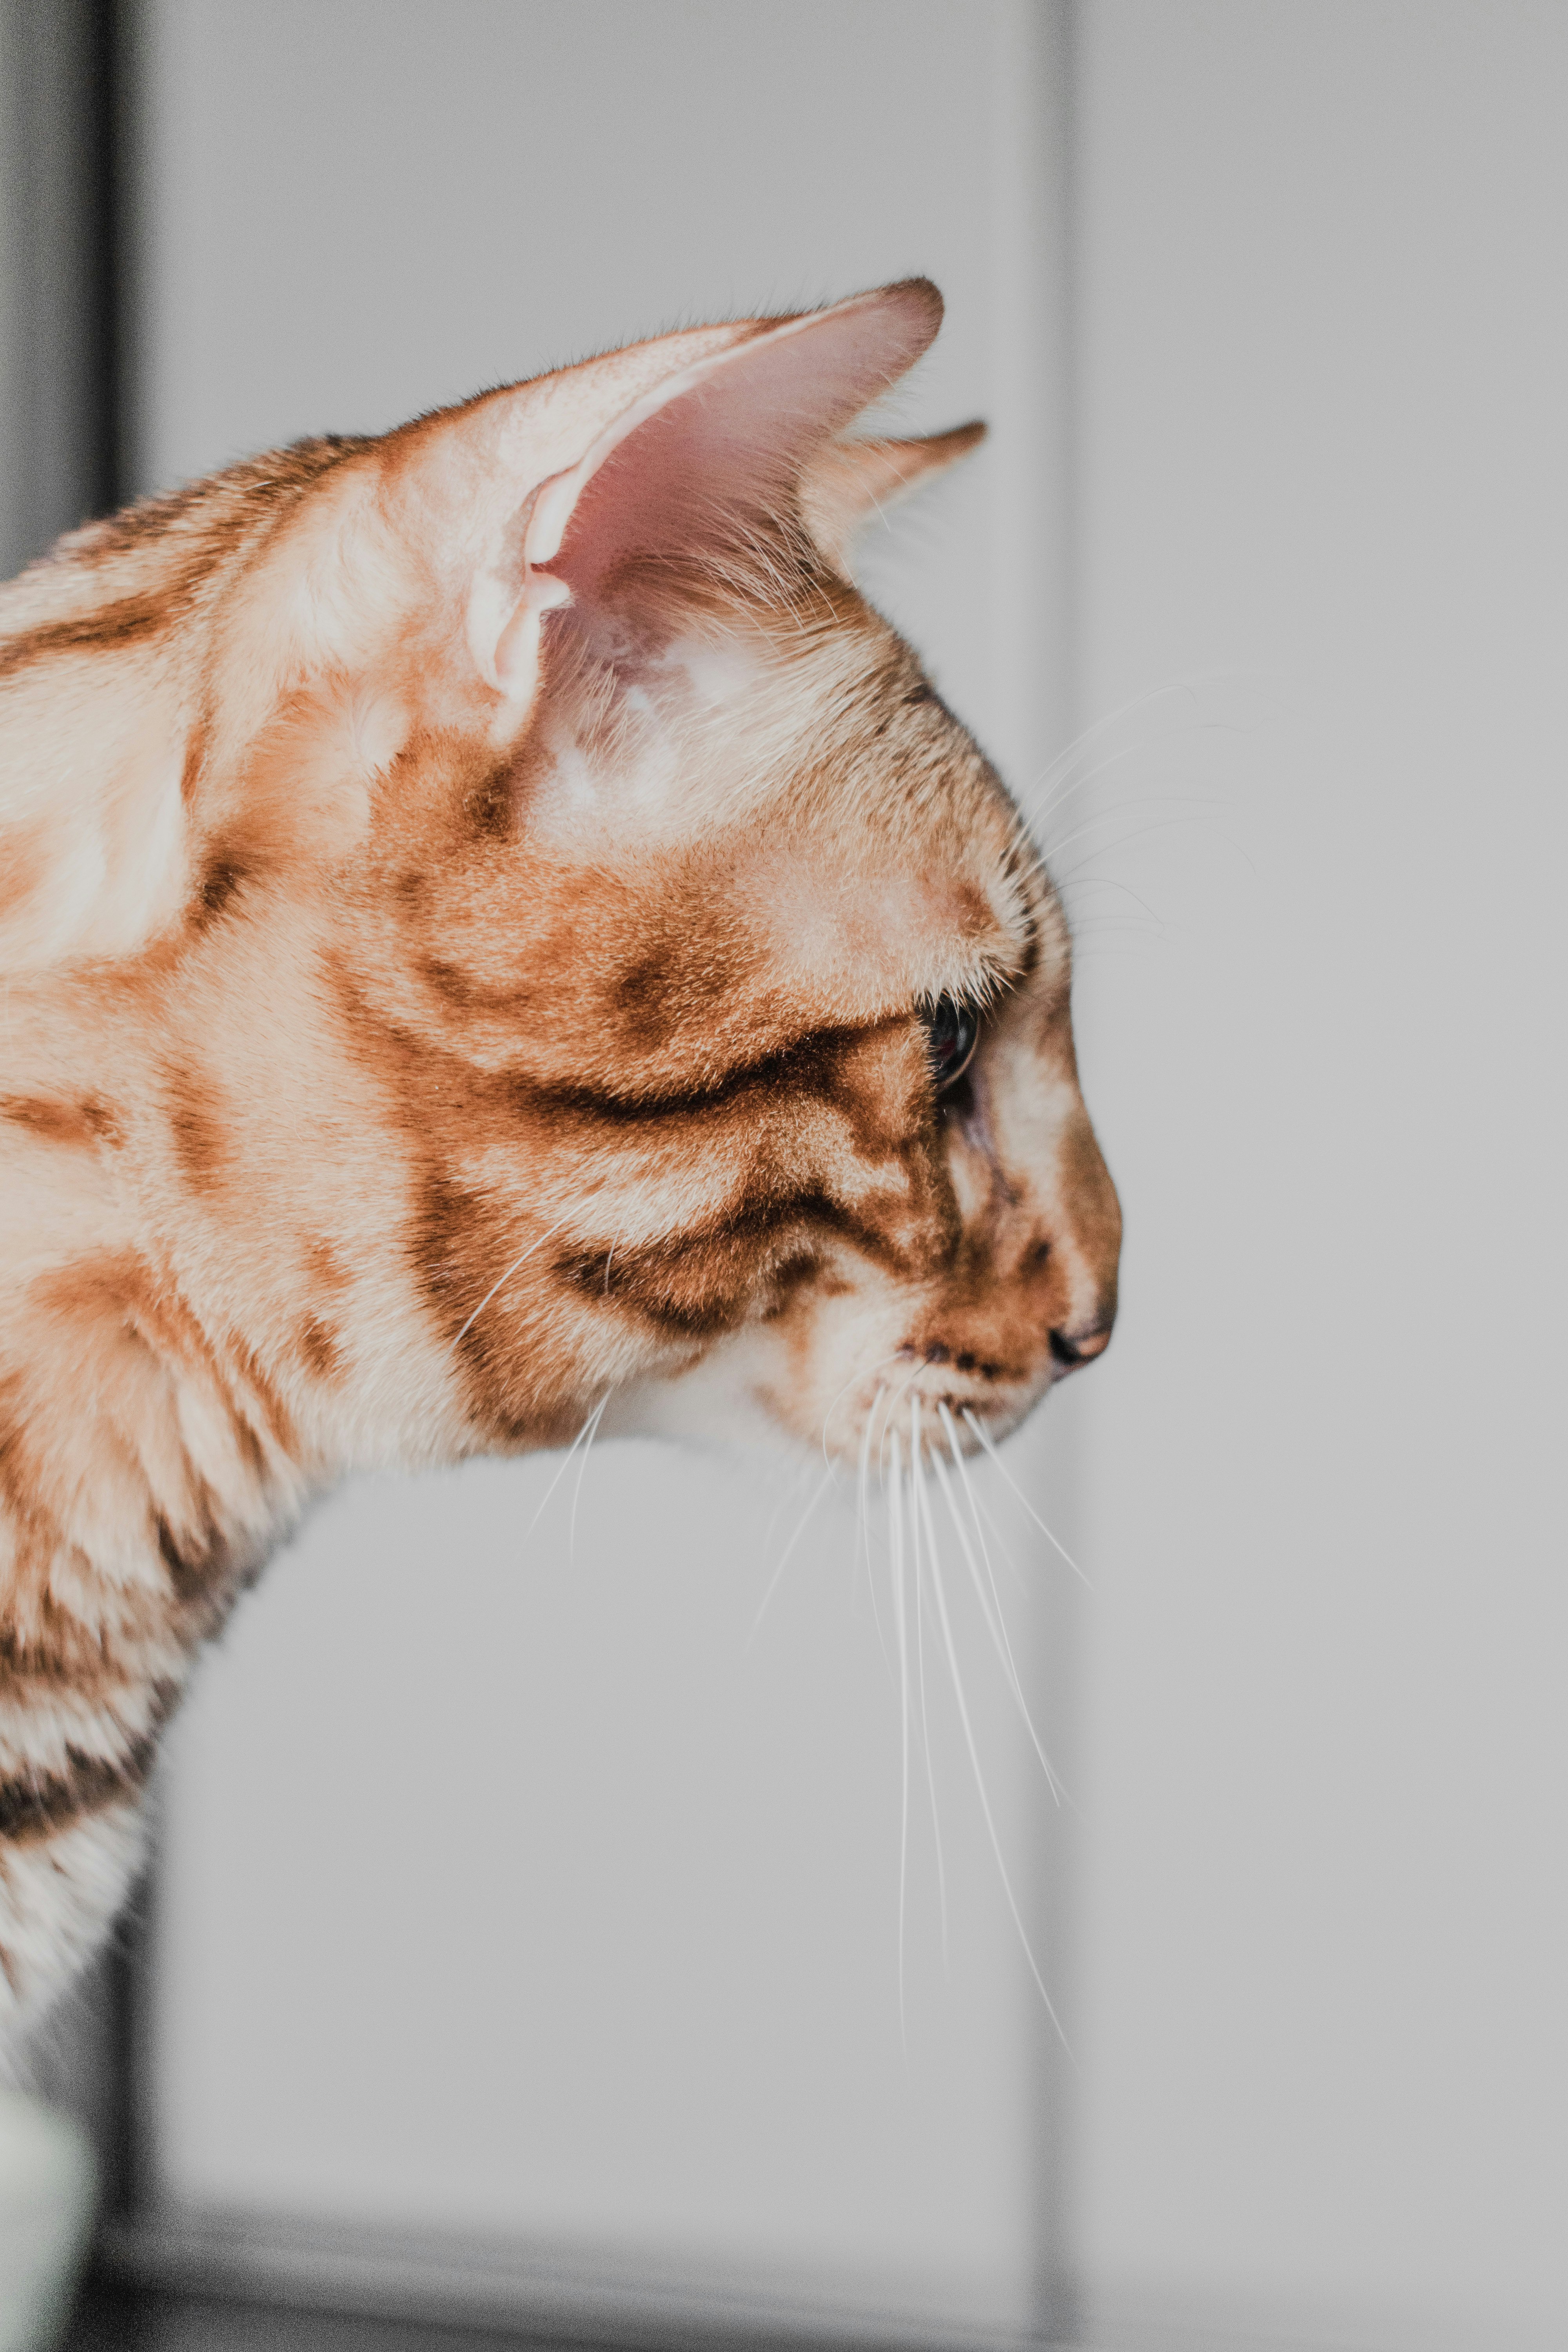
left=373, top=613, right=1117, bottom=1468
left=313, top=294, right=1120, bottom=1468
left=0, top=280, right=1117, bottom=1490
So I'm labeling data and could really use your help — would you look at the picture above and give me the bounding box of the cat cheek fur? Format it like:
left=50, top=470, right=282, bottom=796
left=654, top=1003, right=1121, bottom=1461
left=0, top=279, right=1120, bottom=2045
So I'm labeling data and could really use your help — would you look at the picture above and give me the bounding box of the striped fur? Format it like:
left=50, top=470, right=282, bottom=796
left=0, top=283, right=1119, bottom=2053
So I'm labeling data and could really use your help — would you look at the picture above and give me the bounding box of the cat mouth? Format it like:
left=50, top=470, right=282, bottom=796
left=910, top=1339, right=1018, bottom=1385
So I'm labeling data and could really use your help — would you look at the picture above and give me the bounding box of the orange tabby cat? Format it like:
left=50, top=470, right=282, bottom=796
left=0, top=280, right=1118, bottom=2055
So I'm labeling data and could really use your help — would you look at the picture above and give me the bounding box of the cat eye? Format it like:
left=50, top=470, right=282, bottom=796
left=922, top=995, right=980, bottom=1091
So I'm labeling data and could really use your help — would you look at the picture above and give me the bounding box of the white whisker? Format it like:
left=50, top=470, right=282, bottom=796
left=927, top=1428, right=1066, bottom=1806
left=973, top=1485, right=1028, bottom=1594
left=568, top=1394, right=608, bottom=1564
left=964, top=1410, right=1094, bottom=1590
left=453, top=1215, right=574, bottom=1350
left=859, top=1392, right=893, bottom=1680
left=1018, top=670, right=1266, bottom=835
left=1017, top=689, right=1197, bottom=829
left=889, top=1429, right=912, bottom=2047
left=1017, top=675, right=1214, bottom=809
left=940, top=1402, right=1033, bottom=1612
left=1054, top=870, right=1172, bottom=933
left=820, top=1347, right=906, bottom=1466
left=1032, top=761, right=1212, bottom=855
left=524, top=1398, right=605, bottom=1543
left=748, top=1461, right=835, bottom=1639
left=757, top=1452, right=819, bottom=1566
left=875, top=1355, right=927, bottom=1488
left=1047, top=806, right=1233, bottom=893
left=919, top=1478, right=1075, bottom=2061
left=909, top=1404, right=948, bottom=1967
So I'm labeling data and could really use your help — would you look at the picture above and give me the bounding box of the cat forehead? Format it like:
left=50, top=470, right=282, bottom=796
left=524, top=604, right=1037, bottom=999
left=537, top=596, right=1016, bottom=840
left=738, top=836, right=1024, bottom=1016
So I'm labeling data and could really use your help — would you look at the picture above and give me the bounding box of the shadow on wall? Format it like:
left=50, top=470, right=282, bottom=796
left=0, top=0, right=122, bottom=574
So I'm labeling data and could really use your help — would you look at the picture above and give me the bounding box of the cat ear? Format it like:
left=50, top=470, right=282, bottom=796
left=469, top=278, right=946, bottom=699
left=189, top=286, right=948, bottom=895
left=799, top=422, right=988, bottom=570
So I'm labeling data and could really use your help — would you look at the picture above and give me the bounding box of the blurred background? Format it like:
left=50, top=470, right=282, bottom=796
left=2, top=5, right=1565, bottom=2350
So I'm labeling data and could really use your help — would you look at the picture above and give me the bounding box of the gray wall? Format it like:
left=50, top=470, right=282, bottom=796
left=109, top=4, right=1568, bottom=2349
left=1063, top=5, right=1568, bottom=2346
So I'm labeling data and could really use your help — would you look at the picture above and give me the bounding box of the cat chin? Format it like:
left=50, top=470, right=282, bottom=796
left=601, top=1330, right=798, bottom=1457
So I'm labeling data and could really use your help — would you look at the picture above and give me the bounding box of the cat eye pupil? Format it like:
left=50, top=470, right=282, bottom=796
left=922, top=996, right=980, bottom=1091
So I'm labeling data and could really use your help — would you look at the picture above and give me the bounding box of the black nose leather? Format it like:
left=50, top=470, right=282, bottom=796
left=1049, top=1322, right=1112, bottom=1370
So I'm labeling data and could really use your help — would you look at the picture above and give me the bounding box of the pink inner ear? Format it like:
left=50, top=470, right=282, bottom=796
left=542, top=282, right=942, bottom=619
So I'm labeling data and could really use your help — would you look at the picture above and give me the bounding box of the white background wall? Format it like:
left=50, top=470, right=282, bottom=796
left=1062, top=5, right=1568, bottom=2346
left=127, top=5, right=1566, bottom=2350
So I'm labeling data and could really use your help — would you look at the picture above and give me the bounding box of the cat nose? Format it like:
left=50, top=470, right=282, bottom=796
left=1049, top=1318, right=1113, bottom=1370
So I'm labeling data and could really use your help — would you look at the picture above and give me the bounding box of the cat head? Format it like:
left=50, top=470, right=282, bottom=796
left=0, top=281, right=1118, bottom=1474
